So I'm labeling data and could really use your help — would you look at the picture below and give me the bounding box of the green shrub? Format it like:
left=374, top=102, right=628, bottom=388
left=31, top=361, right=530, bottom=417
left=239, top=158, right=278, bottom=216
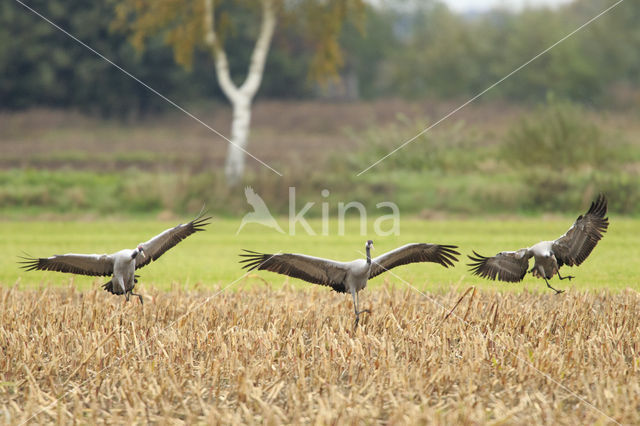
left=343, top=115, right=485, bottom=173
left=501, top=100, right=612, bottom=169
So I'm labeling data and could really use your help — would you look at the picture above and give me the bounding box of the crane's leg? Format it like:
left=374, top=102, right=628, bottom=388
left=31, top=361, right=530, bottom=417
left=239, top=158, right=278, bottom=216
left=130, top=292, right=144, bottom=305
left=356, top=291, right=371, bottom=316
left=557, top=271, right=574, bottom=281
left=352, top=290, right=371, bottom=329
left=352, top=290, right=360, bottom=328
left=544, top=278, right=564, bottom=294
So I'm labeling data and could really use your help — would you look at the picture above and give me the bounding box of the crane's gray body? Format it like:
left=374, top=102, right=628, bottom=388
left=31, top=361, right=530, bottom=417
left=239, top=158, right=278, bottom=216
left=111, top=249, right=138, bottom=295
left=528, top=241, right=557, bottom=280
left=343, top=259, right=372, bottom=293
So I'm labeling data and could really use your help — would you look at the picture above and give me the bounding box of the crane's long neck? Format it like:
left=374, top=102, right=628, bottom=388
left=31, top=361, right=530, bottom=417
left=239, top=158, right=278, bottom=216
left=366, top=246, right=371, bottom=265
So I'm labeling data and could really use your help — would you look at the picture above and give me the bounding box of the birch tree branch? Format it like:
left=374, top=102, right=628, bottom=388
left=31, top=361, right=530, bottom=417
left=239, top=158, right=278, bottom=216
left=203, top=0, right=240, bottom=103
left=240, top=0, right=277, bottom=98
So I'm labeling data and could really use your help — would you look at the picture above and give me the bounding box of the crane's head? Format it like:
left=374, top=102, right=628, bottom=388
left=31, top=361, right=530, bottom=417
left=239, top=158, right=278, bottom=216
left=366, top=240, right=374, bottom=251
left=131, top=245, right=146, bottom=260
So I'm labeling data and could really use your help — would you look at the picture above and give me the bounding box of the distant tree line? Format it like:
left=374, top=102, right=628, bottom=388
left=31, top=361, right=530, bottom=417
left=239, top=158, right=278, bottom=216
left=1, top=0, right=639, bottom=116
left=383, top=0, right=640, bottom=105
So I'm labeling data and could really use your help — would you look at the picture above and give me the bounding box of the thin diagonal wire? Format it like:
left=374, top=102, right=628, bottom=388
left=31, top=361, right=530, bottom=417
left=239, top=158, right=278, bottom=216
left=13, top=0, right=282, bottom=177
left=358, top=250, right=620, bottom=425
left=357, top=0, right=625, bottom=176
left=19, top=252, right=282, bottom=425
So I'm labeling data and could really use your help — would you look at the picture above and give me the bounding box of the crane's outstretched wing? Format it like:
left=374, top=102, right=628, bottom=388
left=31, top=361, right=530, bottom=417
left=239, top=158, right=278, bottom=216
left=368, top=243, right=459, bottom=279
left=552, top=194, right=609, bottom=267
left=239, top=250, right=350, bottom=292
left=19, top=253, right=114, bottom=277
left=467, top=249, right=531, bottom=282
left=135, top=212, right=211, bottom=269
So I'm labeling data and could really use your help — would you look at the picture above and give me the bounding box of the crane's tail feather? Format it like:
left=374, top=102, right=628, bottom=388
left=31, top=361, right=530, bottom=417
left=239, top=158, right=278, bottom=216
left=102, top=275, right=140, bottom=295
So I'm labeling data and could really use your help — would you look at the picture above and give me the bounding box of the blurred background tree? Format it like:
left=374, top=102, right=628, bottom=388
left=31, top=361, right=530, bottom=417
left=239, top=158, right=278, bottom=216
left=2, top=0, right=640, bottom=217
left=110, top=0, right=365, bottom=185
left=4, top=0, right=640, bottom=111
left=0, top=0, right=200, bottom=115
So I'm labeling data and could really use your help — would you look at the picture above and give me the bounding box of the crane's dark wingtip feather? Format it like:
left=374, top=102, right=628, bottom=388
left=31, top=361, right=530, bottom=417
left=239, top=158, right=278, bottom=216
left=239, top=251, right=267, bottom=260
left=239, top=256, right=265, bottom=264
left=241, top=262, right=258, bottom=271
left=440, top=245, right=461, bottom=255
left=467, top=260, right=483, bottom=270
left=18, top=256, right=41, bottom=271
left=442, top=252, right=458, bottom=261
left=241, top=259, right=266, bottom=271
left=19, top=251, right=36, bottom=260
left=439, top=245, right=460, bottom=265
left=438, top=248, right=459, bottom=268
left=467, top=250, right=527, bottom=283
left=588, top=194, right=607, bottom=217
left=20, top=265, right=39, bottom=272
left=191, top=215, right=213, bottom=231
left=466, top=251, right=489, bottom=277
left=240, top=249, right=261, bottom=255
left=238, top=251, right=274, bottom=272
left=466, top=250, right=487, bottom=263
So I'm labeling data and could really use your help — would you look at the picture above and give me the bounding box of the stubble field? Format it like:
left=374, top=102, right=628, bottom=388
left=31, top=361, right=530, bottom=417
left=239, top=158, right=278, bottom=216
left=1, top=217, right=639, bottom=424
left=1, top=286, right=639, bottom=424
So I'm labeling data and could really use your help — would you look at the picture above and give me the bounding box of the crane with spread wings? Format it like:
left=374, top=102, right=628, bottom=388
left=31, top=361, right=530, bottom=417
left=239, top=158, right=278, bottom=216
left=240, top=240, right=459, bottom=327
left=468, top=194, right=609, bottom=293
left=20, top=212, right=211, bottom=304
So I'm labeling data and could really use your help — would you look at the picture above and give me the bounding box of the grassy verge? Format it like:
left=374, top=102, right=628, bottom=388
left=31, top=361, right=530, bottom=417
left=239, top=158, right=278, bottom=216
left=3, top=218, right=637, bottom=291
left=2, top=102, right=640, bottom=217
left=1, top=164, right=640, bottom=219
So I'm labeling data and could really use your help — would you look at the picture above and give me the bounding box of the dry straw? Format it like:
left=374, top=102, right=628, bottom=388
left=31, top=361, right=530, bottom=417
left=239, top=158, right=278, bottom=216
left=1, top=284, right=638, bottom=424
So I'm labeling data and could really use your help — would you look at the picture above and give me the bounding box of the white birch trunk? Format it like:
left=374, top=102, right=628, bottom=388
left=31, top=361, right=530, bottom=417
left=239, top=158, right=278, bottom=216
left=204, top=0, right=276, bottom=186
left=225, top=98, right=251, bottom=186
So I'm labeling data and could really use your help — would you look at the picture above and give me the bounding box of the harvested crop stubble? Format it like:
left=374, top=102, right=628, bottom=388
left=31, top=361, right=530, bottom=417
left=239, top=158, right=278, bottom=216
left=1, top=284, right=639, bottom=424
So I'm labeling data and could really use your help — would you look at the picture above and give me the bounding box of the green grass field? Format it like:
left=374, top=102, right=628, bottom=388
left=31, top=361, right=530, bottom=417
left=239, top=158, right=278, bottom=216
left=1, top=217, right=636, bottom=292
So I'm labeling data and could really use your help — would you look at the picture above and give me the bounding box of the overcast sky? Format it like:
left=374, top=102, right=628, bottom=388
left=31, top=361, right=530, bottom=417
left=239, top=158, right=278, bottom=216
left=442, top=0, right=574, bottom=12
